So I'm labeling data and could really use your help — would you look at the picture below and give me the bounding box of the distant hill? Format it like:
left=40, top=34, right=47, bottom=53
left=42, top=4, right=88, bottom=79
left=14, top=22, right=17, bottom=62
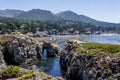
left=57, top=11, right=120, bottom=27
left=0, top=9, right=119, bottom=27
left=16, top=9, right=60, bottom=21
left=0, top=9, right=25, bottom=18
left=57, top=11, right=96, bottom=23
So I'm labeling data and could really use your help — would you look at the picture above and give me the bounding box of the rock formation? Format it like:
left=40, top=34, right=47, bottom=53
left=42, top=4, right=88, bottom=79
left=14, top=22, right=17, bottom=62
left=0, top=32, right=43, bottom=65
left=0, top=32, right=59, bottom=65
left=60, top=41, right=120, bottom=80
left=42, top=42, right=59, bottom=57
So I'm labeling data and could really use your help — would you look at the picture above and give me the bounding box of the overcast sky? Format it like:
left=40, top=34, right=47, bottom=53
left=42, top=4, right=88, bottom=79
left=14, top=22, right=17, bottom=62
left=0, top=0, right=120, bottom=23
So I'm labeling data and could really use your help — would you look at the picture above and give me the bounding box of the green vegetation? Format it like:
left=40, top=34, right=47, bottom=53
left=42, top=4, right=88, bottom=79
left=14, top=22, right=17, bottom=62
left=2, top=66, right=20, bottom=78
left=17, top=71, right=36, bottom=80
left=39, top=69, right=54, bottom=80
left=0, top=66, right=62, bottom=80
left=0, top=17, right=120, bottom=34
left=75, top=43, right=120, bottom=56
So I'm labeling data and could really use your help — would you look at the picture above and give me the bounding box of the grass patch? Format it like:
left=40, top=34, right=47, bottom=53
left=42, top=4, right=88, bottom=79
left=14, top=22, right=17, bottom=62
left=2, top=66, right=20, bottom=78
left=39, top=70, right=54, bottom=80
left=75, top=43, right=120, bottom=56
left=17, top=70, right=36, bottom=80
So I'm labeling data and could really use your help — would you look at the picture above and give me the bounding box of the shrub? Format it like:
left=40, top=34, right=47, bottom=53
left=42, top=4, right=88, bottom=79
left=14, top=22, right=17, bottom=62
left=75, top=42, right=120, bottom=56
left=17, top=71, right=36, bottom=80
left=2, top=66, right=20, bottom=78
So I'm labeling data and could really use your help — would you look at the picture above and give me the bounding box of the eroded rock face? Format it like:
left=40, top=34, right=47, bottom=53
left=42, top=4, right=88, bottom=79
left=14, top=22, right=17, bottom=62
left=0, top=45, right=5, bottom=65
left=60, top=42, right=120, bottom=80
left=0, top=32, right=43, bottom=65
left=42, top=42, right=59, bottom=57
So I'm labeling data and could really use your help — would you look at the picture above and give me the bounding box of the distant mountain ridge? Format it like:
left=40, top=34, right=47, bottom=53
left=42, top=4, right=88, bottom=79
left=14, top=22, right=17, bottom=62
left=57, top=11, right=96, bottom=23
left=57, top=11, right=120, bottom=27
left=0, top=9, right=25, bottom=18
left=16, top=9, right=60, bottom=21
left=0, top=9, right=119, bottom=27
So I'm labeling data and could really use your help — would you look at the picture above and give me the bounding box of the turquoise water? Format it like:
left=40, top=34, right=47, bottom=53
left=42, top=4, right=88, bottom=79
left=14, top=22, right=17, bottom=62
left=43, top=49, right=47, bottom=59
left=35, top=38, right=67, bottom=77
left=36, top=57, right=63, bottom=77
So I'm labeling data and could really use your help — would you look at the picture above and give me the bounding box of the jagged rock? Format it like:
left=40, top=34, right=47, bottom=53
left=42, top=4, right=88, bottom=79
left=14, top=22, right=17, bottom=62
left=0, top=32, right=62, bottom=80
left=60, top=41, right=120, bottom=80
left=0, top=45, right=4, bottom=65
left=42, top=42, right=59, bottom=57
left=0, top=32, right=60, bottom=65
left=0, top=32, right=43, bottom=65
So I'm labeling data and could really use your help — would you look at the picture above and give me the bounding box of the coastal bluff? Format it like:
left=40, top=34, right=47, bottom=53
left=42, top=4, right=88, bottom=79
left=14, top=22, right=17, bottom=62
left=60, top=41, right=120, bottom=80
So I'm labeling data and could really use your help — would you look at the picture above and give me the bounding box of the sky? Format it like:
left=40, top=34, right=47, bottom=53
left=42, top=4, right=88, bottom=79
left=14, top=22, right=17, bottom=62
left=0, top=0, right=120, bottom=23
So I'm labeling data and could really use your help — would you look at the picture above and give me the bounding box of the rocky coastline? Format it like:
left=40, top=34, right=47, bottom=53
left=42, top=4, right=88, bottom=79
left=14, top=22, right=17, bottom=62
left=0, top=32, right=62, bottom=80
left=1, top=32, right=120, bottom=80
left=60, top=41, right=120, bottom=80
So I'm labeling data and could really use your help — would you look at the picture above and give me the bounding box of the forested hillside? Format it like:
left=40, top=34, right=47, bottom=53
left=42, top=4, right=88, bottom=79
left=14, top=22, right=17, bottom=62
left=0, top=9, right=120, bottom=28
left=0, top=17, right=120, bottom=34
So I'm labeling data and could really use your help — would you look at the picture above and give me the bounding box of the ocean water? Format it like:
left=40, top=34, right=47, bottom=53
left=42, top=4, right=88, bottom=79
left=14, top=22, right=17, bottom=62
left=36, top=57, right=63, bottom=77
left=83, top=34, right=120, bottom=45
